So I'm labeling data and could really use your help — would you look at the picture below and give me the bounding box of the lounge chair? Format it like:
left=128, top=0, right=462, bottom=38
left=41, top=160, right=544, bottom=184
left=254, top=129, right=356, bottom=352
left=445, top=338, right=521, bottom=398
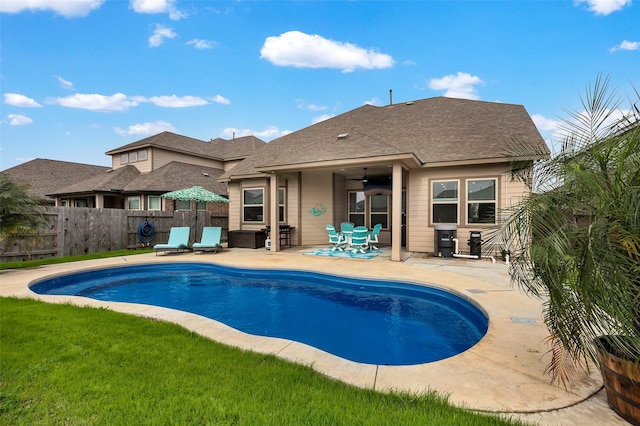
left=154, top=226, right=191, bottom=255
left=193, top=226, right=222, bottom=254
left=326, top=224, right=347, bottom=251
left=349, top=226, right=369, bottom=253
left=368, top=223, right=382, bottom=250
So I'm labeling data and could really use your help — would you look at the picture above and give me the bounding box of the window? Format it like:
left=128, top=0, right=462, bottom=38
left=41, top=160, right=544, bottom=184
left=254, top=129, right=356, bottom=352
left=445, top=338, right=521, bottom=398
left=75, top=199, right=88, bottom=208
left=129, top=151, right=137, bottom=162
left=467, top=179, right=496, bottom=224
left=348, top=191, right=366, bottom=226
left=128, top=196, right=140, bottom=210
left=432, top=180, right=458, bottom=223
left=196, top=201, right=206, bottom=211
left=177, top=200, right=190, bottom=211
left=148, top=196, right=160, bottom=211
left=278, top=188, right=286, bottom=222
left=243, top=188, right=264, bottom=222
left=370, top=194, right=389, bottom=229
left=138, top=149, right=147, bottom=161
left=120, top=154, right=128, bottom=164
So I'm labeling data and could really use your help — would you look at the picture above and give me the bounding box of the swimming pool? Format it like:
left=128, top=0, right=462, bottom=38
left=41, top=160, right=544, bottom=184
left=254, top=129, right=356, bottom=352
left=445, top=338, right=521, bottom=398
left=31, top=262, right=488, bottom=365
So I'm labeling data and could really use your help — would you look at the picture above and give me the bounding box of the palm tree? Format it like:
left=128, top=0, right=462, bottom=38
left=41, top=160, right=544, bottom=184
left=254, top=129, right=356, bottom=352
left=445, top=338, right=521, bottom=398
left=0, top=173, right=50, bottom=255
left=501, top=75, right=640, bottom=390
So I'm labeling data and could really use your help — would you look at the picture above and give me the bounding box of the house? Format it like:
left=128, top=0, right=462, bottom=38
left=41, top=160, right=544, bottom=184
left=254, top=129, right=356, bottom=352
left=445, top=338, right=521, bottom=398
left=1, top=159, right=110, bottom=204
left=218, top=96, right=549, bottom=261
left=45, top=132, right=266, bottom=212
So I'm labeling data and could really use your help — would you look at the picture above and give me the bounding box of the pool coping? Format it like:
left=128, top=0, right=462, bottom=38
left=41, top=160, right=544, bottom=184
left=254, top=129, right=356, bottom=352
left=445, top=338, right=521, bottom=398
left=0, top=249, right=603, bottom=414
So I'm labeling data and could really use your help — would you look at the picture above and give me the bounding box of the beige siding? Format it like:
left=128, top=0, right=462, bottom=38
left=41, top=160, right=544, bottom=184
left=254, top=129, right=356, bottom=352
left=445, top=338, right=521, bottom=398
left=151, top=148, right=224, bottom=170
left=406, top=163, right=530, bottom=255
left=300, top=171, right=334, bottom=245
left=227, top=182, right=242, bottom=230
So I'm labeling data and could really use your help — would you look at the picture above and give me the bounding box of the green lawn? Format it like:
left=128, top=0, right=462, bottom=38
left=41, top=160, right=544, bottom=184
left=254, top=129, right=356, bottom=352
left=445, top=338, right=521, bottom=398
left=0, top=249, right=153, bottom=270
left=0, top=298, right=526, bottom=425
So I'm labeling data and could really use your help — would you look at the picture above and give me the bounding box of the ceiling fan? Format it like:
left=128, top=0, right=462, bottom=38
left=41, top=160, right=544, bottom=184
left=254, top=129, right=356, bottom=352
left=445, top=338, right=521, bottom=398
left=350, top=167, right=369, bottom=183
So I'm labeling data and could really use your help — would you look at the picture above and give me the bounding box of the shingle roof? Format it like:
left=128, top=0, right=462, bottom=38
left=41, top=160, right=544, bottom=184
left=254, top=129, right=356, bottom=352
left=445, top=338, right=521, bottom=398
left=221, top=97, right=548, bottom=180
left=47, top=165, right=141, bottom=196
left=123, top=161, right=227, bottom=195
left=1, top=159, right=110, bottom=202
left=105, top=131, right=266, bottom=162
left=47, top=162, right=228, bottom=197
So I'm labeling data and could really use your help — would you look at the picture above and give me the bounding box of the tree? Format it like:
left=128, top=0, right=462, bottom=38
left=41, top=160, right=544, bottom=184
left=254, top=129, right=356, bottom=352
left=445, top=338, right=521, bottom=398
left=0, top=173, right=50, bottom=255
left=502, top=75, right=640, bottom=386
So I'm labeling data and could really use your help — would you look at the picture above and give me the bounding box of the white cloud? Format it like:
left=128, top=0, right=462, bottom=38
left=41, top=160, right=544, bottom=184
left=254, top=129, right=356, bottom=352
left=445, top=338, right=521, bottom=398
left=296, top=100, right=327, bottom=111
left=221, top=126, right=291, bottom=141
left=50, top=93, right=138, bottom=112
left=212, top=95, right=230, bottom=105
left=129, top=0, right=186, bottom=20
left=260, top=31, right=394, bottom=73
left=115, top=120, right=177, bottom=136
left=4, top=93, right=42, bottom=107
left=0, top=0, right=104, bottom=17
left=312, top=114, right=334, bottom=124
left=187, top=39, right=216, bottom=49
left=610, top=40, right=640, bottom=52
left=428, top=72, right=484, bottom=100
left=7, top=114, right=34, bottom=126
left=532, top=114, right=561, bottom=132
left=144, top=95, right=208, bottom=107
left=149, top=24, right=177, bottom=47
left=575, top=0, right=631, bottom=15
left=55, top=75, right=74, bottom=90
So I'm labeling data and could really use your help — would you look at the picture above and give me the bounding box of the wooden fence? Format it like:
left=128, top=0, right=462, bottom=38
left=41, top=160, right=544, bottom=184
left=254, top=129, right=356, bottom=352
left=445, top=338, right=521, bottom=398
left=0, top=207, right=228, bottom=263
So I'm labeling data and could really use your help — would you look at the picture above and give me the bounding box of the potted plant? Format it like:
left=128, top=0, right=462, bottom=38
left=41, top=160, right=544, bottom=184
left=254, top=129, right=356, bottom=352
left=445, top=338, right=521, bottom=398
left=501, top=76, right=640, bottom=424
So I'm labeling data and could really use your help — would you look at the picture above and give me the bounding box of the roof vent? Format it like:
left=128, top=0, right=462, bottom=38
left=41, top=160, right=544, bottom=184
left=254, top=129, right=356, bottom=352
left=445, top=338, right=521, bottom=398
left=406, top=101, right=414, bottom=105
left=337, top=133, right=349, bottom=140
left=202, top=172, right=210, bottom=177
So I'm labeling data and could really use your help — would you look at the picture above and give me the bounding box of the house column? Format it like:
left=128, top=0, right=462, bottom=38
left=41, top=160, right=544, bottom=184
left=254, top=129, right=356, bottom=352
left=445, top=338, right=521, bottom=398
left=95, top=194, right=104, bottom=209
left=391, top=162, right=403, bottom=262
left=269, top=172, right=280, bottom=252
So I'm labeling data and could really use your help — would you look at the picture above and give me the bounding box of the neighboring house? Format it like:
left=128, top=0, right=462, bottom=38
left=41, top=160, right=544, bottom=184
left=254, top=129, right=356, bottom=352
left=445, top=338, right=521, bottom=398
left=45, top=132, right=266, bottom=212
left=218, top=96, right=549, bottom=261
left=1, top=159, right=110, bottom=204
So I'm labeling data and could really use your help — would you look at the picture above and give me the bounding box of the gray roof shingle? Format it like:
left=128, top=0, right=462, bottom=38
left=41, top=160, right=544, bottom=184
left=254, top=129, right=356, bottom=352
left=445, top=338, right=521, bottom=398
left=1, top=159, right=110, bottom=202
left=221, top=97, right=548, bottom=180
left=106, top=131, right=266, bottom=162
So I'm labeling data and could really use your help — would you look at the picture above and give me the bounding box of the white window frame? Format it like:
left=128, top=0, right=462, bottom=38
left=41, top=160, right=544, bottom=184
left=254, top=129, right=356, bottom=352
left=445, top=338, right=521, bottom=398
left=147, top=195, right=161, bottom=211
left=348, top=191, right=366, bottom=227
left=466, top=178, right=497, bottom=225
left=120, top=153, right=128, bottom=164
left=243, top=188, right=264, bottom=223
left=278, top=188, right=286, bottom=223
left=369, top=194, right=389, bottom=229
left=431, top=179, right=459, bottom=224
left=138, top=149, right=147, bottom=161
left=127, top=196, right=141, bottom=210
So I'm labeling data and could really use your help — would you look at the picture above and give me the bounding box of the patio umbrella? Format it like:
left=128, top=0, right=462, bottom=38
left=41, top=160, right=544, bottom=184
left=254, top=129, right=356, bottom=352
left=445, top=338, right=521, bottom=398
left=161, top=186, right=229, bottom=233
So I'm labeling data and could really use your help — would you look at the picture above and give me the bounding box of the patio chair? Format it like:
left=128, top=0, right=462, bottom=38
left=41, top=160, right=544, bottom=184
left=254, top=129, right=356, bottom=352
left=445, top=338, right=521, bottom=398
left=349, top=226, right=369, bottom=254
left=193, top=226, right=222, bottom=254
left=154, top=226, right=191, bottom=255
left=368, top=223, right=382, bottom=250
left=326, top=224, right=347, bottom=251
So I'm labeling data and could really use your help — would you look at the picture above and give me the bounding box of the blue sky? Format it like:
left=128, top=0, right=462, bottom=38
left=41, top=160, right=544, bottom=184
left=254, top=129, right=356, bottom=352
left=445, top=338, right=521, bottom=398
left=1, top=0, right=638, bottom=171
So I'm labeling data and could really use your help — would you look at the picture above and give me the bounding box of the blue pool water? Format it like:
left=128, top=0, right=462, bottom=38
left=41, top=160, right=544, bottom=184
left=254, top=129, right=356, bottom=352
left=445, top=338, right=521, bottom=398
left=30, top=263, right=488, bottom=365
